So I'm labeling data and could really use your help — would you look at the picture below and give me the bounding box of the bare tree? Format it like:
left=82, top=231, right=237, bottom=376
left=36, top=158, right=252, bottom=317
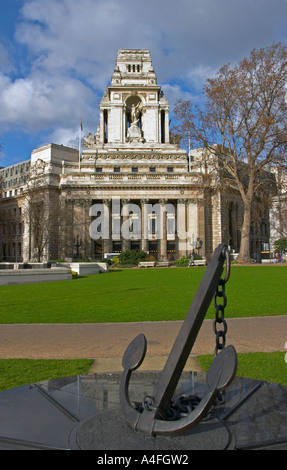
left=174, top=42, right=287, bottom=262
left=24, top=160, right=59, bottom=262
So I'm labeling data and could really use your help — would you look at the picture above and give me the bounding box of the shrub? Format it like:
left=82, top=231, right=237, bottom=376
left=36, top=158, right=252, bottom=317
left=118, top=250, right=147, bottom=266
left=176, top=256, right=190, bottom=266
left=176, top=254, right=203, bottom=266
left=146, top=254, right=156, bottom=262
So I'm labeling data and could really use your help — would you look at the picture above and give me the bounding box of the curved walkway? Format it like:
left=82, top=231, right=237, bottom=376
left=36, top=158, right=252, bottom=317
left=0, top=316, right=286, bottom=372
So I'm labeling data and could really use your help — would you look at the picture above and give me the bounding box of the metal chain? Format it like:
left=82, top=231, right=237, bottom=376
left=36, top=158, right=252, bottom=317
left=134, top=247, right=231, bottom=418
left=213, top=247, right=230, bottom=357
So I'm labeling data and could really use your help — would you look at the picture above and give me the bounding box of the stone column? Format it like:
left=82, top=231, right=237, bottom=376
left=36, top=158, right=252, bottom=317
left=122, top=199, right=131, bottom=252
left=165, top=110, right=169, bottom=143
left=73, top=199, right=87, bottom=258
left=123, top=105, right=127, bottom=143
left=197, top=200, right=205, bottom=257
left=85, top=198, right=94, bottom=259
left=186, top=200, right=198, bottom=255
left=103, top=199, right=112, bottom=254
left=159, top=199, right=167, bottom=260
left=100, top=110, right=105, bottom=143
left=141, top=199, right=149, bottom=252
left=177, top=199, right=187, bottom=258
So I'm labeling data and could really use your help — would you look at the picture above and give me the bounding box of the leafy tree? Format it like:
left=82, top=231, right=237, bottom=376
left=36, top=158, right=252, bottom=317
left=273, top=237, right=287, bottom=254
left=174, top=43, right=287, bottom=262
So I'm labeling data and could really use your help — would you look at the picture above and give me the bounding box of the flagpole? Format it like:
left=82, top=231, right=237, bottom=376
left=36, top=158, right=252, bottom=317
left=79, top=119, right=82, bottom=171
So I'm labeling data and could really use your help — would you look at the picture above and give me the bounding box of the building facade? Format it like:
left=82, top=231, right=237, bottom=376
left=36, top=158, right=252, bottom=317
left=0, top=49, right=271, bottom=263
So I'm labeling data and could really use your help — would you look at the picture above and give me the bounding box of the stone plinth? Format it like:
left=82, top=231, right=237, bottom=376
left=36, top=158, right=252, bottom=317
left=57, top=262, right=109, bottom=275
left=0, top=267, right=72, bottom=285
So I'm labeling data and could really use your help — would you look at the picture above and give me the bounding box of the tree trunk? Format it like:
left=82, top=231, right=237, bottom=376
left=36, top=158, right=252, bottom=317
left=237, top=199, right=252, bottom=262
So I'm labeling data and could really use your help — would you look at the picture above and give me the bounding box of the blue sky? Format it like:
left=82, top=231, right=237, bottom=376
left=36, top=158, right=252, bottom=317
left=1, top=0, right=287, bottom=168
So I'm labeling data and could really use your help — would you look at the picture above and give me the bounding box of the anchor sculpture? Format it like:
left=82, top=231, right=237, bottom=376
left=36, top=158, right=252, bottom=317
left=120, top=243, right=238, bottom=436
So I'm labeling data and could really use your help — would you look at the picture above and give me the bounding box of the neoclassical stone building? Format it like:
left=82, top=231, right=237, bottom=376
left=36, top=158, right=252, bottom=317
left=0, top=49, right=270, bottom=262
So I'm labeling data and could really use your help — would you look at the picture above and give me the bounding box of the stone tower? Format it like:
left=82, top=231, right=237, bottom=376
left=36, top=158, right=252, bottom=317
left=97, top=49, right=170, bottom=147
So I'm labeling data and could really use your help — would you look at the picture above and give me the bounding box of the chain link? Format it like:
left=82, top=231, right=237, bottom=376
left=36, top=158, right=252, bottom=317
left=213, top=247, right=230, bottom=356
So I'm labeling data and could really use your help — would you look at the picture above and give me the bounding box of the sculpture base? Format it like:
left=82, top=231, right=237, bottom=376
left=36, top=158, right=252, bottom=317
left=69, top=409, right=230, bottom=450
left=0, top=371, right=286, bottom=450
left=126, top=123, right=144, bottom=143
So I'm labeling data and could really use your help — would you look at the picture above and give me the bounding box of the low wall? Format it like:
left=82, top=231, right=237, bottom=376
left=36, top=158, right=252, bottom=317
left=57, top=262, right=109, bottom=275
left=0, top=263, right=51, bottom=270
left=0, top=268, right=72, bottom=286
left=0, top=263, right=15, bottom=269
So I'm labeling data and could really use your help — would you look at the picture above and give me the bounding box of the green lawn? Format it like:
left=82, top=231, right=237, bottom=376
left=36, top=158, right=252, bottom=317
left=0, top=265, right=286, bottom=390
left=0, top=359, right=93, bottom=392
left=0, top=352, right=286, bottom=391
left=198, top=351, right=287, bottom=386
left=0, top=265, right=286, bottom=323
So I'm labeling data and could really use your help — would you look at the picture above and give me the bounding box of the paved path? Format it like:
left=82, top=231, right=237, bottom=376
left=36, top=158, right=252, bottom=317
left=0, top=316, right=286, bottom=372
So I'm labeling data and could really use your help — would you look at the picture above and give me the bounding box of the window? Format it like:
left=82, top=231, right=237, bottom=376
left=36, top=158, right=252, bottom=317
left=114, top=167, right=120, bottom=173
left=167, top=167, right=173, bottom=173
left=132, top=167, right=138, bottom=173
left=96, top=167, right=102, bottom=173
left=148, top=211, right=157, bottom=235
left=149, top=167, right=156, bottom=173
left=127, top=64, right=141, bottom=73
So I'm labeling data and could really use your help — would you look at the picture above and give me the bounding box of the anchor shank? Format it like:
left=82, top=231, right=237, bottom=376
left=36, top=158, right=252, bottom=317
left=151, top=244, right=227, bottom=416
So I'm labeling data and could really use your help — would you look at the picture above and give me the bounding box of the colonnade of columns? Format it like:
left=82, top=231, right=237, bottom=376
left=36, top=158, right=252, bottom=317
left=52, top=194, right=207, bottom=261
left=87, top=198, right=199, bottom=260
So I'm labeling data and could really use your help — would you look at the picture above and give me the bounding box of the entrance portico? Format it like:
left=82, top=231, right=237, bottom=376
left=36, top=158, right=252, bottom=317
left=87, top=197, right=200, bottom=261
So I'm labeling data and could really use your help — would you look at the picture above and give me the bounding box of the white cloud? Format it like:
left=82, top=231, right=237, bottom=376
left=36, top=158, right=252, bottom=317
left=1, top=0, right=287, bottom=158
left=0, top=71, right=96, bottom=131
left=0, top=43, right=15, bottom=74
left=44, top=127, right=80, bottom=150
left=162, top=84, right=195, bottom=110
left=15, top=0, right=287, bottom=89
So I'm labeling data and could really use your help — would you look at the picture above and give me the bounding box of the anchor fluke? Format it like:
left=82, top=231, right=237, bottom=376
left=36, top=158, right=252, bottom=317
left=120, top=243, right=237, bottom=437
left=122, top=334, right=147, bottom=372
left=207, top=344, right=237, bottom=391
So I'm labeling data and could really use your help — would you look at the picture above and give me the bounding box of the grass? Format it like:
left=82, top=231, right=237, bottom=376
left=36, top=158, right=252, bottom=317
left=0, top=265, right=286, bottom=390
left=0, top=265, right=287, bottom=323
left=0, top=352, right=286, bottom=392
left=198, top=351, right=287, bottom=386
left=0, top=359, right=93, bottom=392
